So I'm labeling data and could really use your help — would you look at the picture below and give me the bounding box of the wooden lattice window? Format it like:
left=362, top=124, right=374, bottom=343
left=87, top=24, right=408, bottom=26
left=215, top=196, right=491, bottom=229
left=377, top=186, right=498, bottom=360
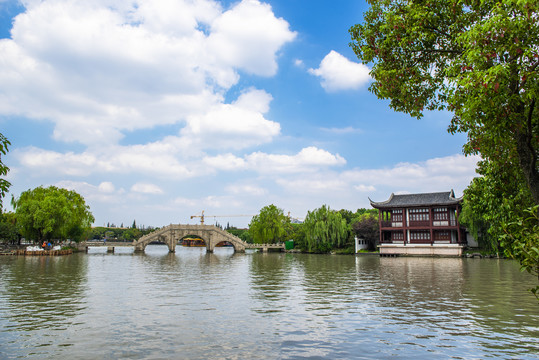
left=409, top=208, right=429, bottom=222
left=410, top=230, right=431, bottom=241
left=433, top=207, right=448, bottom=221
left=434, top=231, right=451, bottom=241
left=391, top=209, right=403, bottom=222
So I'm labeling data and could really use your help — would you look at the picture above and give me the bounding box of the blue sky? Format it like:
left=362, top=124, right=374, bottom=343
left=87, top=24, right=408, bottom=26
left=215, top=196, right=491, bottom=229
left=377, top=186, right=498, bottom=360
left=0, top=0, right=478, bottom=228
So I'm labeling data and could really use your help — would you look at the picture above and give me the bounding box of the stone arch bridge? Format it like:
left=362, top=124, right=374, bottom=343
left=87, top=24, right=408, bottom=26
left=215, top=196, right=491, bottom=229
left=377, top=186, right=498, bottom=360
left=132, top=224, right=284, bottom=253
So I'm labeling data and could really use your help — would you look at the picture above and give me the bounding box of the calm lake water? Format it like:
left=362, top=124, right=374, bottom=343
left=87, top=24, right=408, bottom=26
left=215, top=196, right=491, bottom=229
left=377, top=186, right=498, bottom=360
left=0, top=245, right=537, bottom=359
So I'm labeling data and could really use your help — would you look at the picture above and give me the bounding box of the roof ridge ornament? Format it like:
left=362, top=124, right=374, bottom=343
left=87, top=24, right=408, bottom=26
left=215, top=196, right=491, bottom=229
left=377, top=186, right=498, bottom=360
left=369, top=192, right=394, bottom=207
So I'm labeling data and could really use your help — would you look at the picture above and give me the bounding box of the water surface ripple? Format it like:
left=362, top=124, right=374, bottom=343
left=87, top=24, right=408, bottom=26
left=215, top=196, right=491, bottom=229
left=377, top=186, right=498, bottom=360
left=0, top=246, right=537, bottom=359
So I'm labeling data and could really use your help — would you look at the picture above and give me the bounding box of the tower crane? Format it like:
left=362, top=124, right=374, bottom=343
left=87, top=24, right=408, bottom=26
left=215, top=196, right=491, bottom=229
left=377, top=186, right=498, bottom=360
left=287, top=212, right=304, bottom=223
left=190, top=211, right=255, bottom=225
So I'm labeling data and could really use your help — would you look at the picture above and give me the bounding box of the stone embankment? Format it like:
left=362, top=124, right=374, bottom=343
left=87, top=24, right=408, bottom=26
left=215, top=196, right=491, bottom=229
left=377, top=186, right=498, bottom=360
left=13, top=249, right=73, bottom=256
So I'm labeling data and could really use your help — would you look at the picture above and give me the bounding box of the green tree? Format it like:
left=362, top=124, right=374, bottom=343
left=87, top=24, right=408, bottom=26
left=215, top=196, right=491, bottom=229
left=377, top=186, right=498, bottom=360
left=460, top=160, right=537, bottom=292
left=350, top=0, right=538, bottom=292
left=351, top=211, right=379, bottom=251
left=121, top=227, right=142, bottom=241
left=303, top=205, right=348, bottom=253
left=350, top=1, right=538, bottom=205
left=226, top=227, right=253, bottom=243
left=249, top=204, right=290, bottom=244
left=12, top=186, right=95, bottom=242
left=0, top=211, right=19, bottom=244
left=0, top=133, right=11, bottom=209
left=288, top=223, right=306, bottom=250
left=501, top=205, right=539, bottom=298
left=458, top=159, right=531, bottom=254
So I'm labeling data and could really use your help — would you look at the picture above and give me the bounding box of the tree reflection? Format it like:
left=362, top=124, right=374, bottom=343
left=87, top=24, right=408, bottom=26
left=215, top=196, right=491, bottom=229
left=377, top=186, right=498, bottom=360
left=1, top=254, right=88, bottom=331
left=249, top=253, right=300, bottom=308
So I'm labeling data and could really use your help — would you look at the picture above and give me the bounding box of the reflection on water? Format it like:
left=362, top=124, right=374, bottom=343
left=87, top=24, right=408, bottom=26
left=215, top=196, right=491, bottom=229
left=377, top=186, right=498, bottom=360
left=1, top=255, right=87, bottom=329
left=0, top=246, right=537, bottom=359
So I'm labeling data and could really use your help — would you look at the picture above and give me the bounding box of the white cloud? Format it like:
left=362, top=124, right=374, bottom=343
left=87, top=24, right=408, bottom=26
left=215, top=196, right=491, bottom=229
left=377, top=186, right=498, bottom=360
left=203, top=153, right=247, bottom=171
left=321, top=126, right=363, bottom=134
left=181, top=89, right=280, bottom=150
left=0, top=0, right=295, bottom=147
left=202, top=146, right=347, bottom=174
left=54, top=180, right=125, bottom=203
left=14, top=144, right=198, bottom=179
left=309, top=50, right=370, bottom=92
left=131, top=183, right=164, bottom=195
left=355, top=184, right=376, bottom=192
left=341, top=154, right=479, bottom=196
left=226, top=183, right=267, bottom=196
left=276, top=177, right=348, bottom=193
left=207, top=0, right=296, bottom=76
left=14, top=139, right=347, bottom=179
left=246, top=146, right=346, bottom=173
left=233, top=88, right=273, bottom=113
left=98, top=182, right=115, bottom=193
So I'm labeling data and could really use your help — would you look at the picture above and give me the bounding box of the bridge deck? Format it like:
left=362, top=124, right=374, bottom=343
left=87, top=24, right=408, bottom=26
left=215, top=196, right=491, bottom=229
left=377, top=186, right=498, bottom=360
left=86, top=242, right=285, bottom=249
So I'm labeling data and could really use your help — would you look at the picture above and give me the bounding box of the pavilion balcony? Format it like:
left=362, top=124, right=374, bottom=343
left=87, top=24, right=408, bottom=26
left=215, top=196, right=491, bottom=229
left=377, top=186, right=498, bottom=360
left=381, top=221, right=403, bottom=228
left=409, top=239, right=432, bottom=244
left=433, top=220, right=457, bottom=227
left=408, top=220, right=430, bottom=227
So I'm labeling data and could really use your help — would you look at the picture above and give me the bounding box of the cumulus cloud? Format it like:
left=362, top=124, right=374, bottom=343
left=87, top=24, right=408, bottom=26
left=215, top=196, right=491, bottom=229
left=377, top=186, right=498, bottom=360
left=14, top=144, right=197, bottom=179
left=98, top=182, right=115, bottom=193
left=341, top=154, right=480, bottom=196
left=355, top=184, right=376, bottom=192
left=246, top=146, right=346, bottom=173
left=203, top=153, right=247, bottom=171
left=181, top=89, right=280, bottom=150
left=271, top=154, right=479, bottom=210
left=207, top=0, right=297, bottom=76
left=202, top=146, right=346, bottom=174
left=0, top=0, right=295, bottom=147
left=309, top=50, right=370, bottom=92
left=276, top=177, right=348, bottom=193
left=226, top=183, right=267, bottom=196
left=320, top=126, right=363, bottom=135
left=131, top=183, right=164, bottom=195
left=54, top=180, right=125, bottom=203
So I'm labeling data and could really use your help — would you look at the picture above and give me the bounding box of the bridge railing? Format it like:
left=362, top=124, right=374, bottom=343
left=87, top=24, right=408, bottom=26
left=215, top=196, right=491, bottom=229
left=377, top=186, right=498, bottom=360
left=246, top=243, right=285, bottom=248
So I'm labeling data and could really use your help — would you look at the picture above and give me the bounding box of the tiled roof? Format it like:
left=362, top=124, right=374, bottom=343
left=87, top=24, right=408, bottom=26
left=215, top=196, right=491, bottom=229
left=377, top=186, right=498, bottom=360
left=369, top=190, right=462, bottom=208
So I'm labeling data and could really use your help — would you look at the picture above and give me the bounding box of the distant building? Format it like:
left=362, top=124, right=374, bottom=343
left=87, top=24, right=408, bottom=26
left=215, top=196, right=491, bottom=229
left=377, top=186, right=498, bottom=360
left=370, top=190, right=470, bottom=257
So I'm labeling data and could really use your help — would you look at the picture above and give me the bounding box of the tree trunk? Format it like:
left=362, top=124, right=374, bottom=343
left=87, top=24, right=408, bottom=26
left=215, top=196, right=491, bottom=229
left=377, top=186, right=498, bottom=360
left=516, top=134, right=539, bottom=205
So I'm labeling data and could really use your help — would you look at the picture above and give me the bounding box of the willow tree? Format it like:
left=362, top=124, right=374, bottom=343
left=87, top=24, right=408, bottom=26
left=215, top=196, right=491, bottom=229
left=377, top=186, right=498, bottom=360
left=12, top=186, right=95, bottom=242
left=249, top=204, right=290, bottom=244
left=303, top=205, right=348, bottom=253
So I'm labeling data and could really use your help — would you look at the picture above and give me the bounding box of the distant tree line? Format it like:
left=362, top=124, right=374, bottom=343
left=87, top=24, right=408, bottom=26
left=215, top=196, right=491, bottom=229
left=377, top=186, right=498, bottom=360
left=88, top=225, right=156, bottom=242
left=245, top=204, right=378, bottom=254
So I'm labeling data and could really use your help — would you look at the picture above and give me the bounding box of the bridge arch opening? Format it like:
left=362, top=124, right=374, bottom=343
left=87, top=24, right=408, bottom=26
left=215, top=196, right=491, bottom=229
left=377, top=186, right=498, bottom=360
left=179, top=235, right=206, bottom=247
left=215, top=240, right=234, bottom=248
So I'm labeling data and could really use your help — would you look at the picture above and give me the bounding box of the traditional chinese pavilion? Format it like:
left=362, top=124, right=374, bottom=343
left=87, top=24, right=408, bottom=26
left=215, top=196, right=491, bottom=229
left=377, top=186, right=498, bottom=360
left=369, top=190, right=468, bottom=256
